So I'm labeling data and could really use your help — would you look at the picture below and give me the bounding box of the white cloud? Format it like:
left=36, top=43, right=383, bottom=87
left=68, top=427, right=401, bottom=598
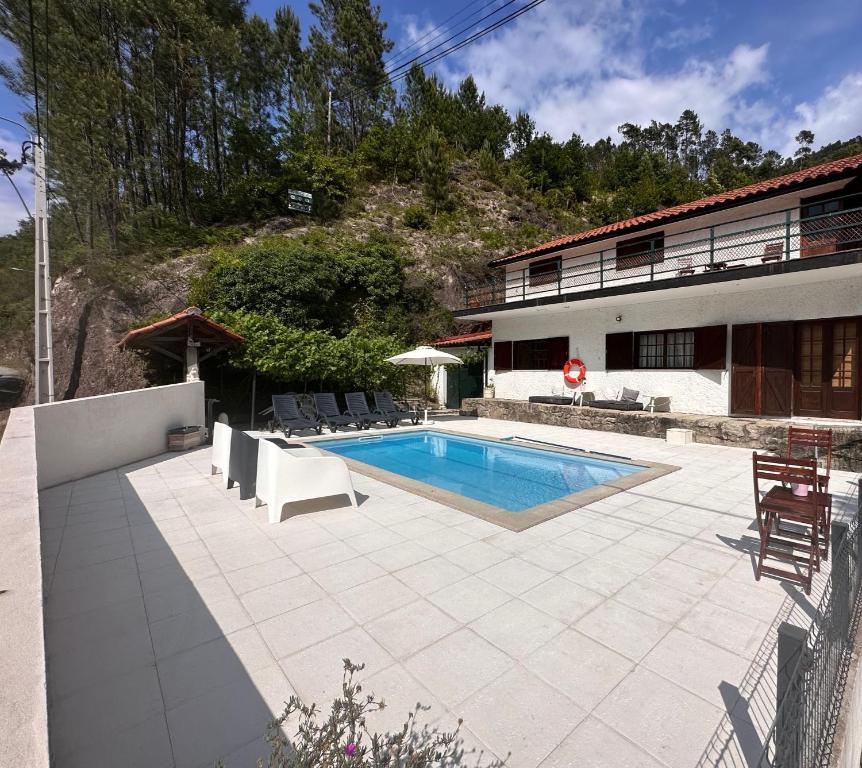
left=778, top=72, right=862, bottom=156
left=436, top=2, right=771, bottom=144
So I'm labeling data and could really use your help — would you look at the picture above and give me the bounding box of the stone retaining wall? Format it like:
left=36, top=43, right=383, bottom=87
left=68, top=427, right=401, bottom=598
left=461, top=398, right=862, bottom=472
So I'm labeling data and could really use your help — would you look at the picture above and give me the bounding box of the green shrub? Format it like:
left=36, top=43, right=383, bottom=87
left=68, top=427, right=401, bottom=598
left=402, top=205, right=430, bottom=229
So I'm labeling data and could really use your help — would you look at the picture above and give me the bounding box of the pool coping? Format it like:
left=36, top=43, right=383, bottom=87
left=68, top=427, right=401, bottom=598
left=307, top=427, right=680, bottom=532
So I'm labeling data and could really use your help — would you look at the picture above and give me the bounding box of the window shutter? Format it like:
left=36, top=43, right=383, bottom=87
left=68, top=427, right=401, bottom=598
left=605, top=332, right=634, bottom=370
left=494, top=341, right=512, bottom=371
left=547, top=337, right=569, bottom=370
left=694, top=325, right=727, bottom=369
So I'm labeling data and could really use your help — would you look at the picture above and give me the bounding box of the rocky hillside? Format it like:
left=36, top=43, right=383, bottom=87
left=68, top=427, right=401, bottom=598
left=0, top=163, right=577, bottom=436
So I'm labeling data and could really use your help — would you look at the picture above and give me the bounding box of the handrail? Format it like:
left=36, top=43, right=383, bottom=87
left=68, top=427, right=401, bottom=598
left=461, top=195, right=862, bottom=310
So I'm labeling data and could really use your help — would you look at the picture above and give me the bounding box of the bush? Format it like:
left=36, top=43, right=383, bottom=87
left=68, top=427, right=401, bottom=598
left=403, top=205, right=430, bottom=229
left=235, top=660, right=499, bottom=768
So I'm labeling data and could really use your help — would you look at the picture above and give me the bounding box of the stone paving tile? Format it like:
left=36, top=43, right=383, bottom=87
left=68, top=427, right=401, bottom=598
left=40, top=420, right=860, bottom=768
left=593, top=667, right=723, bottom=768
left=470, top=599, right=566, bottom=659
left=364, top=599, right=459, bottom=659
left=575, top=599, right=672, bottom=662
left=538, top=716, right=666, bottom=768
left=404, top=628, right=513, bottom=708
left=460, top=666, right=587, bottom=767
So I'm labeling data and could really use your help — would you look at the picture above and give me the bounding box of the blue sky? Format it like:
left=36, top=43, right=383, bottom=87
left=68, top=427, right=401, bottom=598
left=1, top=0, right=861, bottom=234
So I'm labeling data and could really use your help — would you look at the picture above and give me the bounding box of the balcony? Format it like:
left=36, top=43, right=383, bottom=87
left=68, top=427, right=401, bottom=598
left=460, top=200, right=862, bottom=312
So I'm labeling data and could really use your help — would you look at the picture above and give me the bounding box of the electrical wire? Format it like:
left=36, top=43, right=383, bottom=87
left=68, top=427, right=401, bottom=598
left=2, top=171, right=33, bottom=219
left=383, top=0, right=498, bottom=70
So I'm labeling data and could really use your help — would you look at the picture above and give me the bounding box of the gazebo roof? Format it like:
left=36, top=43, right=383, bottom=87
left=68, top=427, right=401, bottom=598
left=118, top=306, right=244, bottom=364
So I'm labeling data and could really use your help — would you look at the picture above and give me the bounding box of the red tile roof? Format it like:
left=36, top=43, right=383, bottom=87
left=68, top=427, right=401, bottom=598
left=118, top=306, right=245, bottom=348
left=490, top=153, right=862, bottom=266
left=432, top=330, right=492, bottom=347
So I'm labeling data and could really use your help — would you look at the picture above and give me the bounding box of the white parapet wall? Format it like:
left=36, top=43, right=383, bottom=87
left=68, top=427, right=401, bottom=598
left=33, top=381, right=206, bottom=489
left=0, top=407, right=50, bottom=768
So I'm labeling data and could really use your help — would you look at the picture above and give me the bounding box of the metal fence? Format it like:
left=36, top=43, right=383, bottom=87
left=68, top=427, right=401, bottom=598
left=461, top=199, right=862, bottom=310
left=758, top=511, right=862, bottom=768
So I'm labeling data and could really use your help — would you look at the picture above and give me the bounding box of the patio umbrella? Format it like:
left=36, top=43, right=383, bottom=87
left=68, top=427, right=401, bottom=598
left=385, top=345, right=463, bottom=424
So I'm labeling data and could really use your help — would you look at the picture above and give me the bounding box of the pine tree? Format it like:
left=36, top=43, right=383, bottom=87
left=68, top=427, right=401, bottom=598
left=419, top=127, right=450, bottom=214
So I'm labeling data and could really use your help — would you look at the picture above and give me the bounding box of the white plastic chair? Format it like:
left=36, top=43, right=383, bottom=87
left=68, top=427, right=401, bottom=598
left=211, top=422, right=233, bottom=487
left=255, top=438, right=358, bottom=524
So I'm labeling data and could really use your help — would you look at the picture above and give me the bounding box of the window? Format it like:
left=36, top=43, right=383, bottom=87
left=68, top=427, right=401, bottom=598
left=635, top=330, right=694, bottom=369
left=606, top=325, right=725, bottom=370
left=528, top=256, right=561, bottom=287
left=500, top=336, right=568, bottom=370
left=615, top=232, right=664, bottom=271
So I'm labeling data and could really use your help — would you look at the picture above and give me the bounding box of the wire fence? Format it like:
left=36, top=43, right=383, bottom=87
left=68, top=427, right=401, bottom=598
left=758, top=510, right=862, bottom=768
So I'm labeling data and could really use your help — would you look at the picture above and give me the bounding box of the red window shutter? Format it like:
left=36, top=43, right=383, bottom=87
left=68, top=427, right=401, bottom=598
left=694, top=325, right=727, bottom=369
left=605, top=332, right=634, bottom=370
left=494, top=341, right=512, bottom=371
left=547, top=337, right=569, bottom=370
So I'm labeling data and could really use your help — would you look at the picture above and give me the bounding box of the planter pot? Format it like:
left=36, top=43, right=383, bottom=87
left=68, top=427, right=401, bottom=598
left=483, top=386, right=496, bottom=399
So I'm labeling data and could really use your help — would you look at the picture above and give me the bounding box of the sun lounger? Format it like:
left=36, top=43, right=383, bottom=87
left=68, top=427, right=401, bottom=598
left=272, top=394, right=324, bottom=438
left=255, top=438, right=358, bottom=523
left=374, top=391, right=420, bottom=425
left=345, top=392, right=396, bottom=428
left=313, top=393, right=363, bottom=432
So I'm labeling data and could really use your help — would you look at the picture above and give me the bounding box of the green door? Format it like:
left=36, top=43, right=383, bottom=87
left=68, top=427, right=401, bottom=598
left=446, top=360, right=484, bottom=408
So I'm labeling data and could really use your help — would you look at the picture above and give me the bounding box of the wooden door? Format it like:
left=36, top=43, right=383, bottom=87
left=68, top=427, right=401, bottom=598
left=795, top=322, right=826, bottom=417
left=761, top=323, right=794, bottom=416
left=827, top=319, right=859, bottom=419
left=731, top=324, right=760, bottom=415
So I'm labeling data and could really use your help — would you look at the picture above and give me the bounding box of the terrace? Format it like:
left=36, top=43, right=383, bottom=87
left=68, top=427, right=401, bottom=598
left=2, top=382, right=861, bottom=767
left=458, top=197, right=862, bottom=315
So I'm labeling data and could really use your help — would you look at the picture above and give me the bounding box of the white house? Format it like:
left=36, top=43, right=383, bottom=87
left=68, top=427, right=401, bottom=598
left=455, top=154, right=862, bottom=419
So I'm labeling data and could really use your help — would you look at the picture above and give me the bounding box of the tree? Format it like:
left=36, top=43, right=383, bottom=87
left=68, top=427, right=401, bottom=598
left=419, top=127, right=450, bottom=213
left=795, top=130, right=815, bottom=163
left=510, top=110, right=535, bottom=154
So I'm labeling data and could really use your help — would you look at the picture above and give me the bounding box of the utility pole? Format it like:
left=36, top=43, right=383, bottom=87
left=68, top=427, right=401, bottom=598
left=326, top=90, right=332, bottom=154
left=33, top=135, right=54, bottom=404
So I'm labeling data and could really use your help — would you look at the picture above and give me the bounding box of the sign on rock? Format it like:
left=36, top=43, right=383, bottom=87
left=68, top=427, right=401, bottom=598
left=287, top=189, right=313, bottom=213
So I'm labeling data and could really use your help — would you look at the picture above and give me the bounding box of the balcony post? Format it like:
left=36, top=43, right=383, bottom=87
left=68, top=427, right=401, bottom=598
left=557, top=264, right=561, bottom=295
left=522, top=268, right=526, bottom=300
left=709, top=226, right=715, bottom=265
left=785, top=210, right=792, bottom=259
left=649, top=240, right=655, bottom=280
left=599, top=251, right=604, bottom=289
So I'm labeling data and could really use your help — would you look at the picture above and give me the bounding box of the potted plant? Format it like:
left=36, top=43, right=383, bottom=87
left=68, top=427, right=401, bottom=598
left=483, top=377, right=495, bottom=399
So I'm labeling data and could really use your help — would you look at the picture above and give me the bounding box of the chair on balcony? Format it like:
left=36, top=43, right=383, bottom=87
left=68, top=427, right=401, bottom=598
left=677, top=257, right=695, bottom=276
left=761, top=242, right=784, bottom=263
left=752, top=453, right=824, bottom=594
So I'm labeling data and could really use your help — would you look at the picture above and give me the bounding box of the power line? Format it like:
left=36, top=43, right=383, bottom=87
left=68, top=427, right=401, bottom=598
left=383, top=0, right=520, bottom=82
left=383, top=0, right=497, bottom=70
left=2, top=171, right=33, bottom=219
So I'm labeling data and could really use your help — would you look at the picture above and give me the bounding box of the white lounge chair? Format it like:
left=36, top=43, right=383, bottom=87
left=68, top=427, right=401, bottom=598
left=211, top=421, right=233, bottom=487
left=254, top=438, right=358, bottom=524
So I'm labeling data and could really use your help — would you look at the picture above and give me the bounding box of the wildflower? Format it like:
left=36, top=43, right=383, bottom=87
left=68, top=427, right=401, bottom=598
left=345, top=742, right=357, bottom=755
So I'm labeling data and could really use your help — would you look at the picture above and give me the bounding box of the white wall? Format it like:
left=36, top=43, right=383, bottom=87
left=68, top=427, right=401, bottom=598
left=0, top=408, right=49, bottom=768
left=489, top=275, right=862, bottom=415
left=33, top=381, right=205, bottom=488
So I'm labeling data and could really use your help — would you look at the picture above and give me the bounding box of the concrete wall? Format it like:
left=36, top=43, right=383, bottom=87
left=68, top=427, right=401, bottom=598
left=33, top=381, right=205, bottom=489
left=0, top=407, right=50, bottom=768
left=489, top=274, right=862, bottom=415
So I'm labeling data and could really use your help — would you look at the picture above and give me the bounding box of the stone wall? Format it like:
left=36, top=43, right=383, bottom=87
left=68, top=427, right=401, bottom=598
left=461, top=398, right=862, bottom=472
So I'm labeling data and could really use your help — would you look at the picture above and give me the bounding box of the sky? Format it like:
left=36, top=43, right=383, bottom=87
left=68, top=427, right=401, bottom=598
left=1, top=0, right=861, bottom=235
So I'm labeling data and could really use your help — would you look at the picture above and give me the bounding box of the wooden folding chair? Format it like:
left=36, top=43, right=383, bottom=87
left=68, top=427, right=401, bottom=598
left=752, top=453, right=821, bottom=595
left=787, top=426, right=833, bottom=556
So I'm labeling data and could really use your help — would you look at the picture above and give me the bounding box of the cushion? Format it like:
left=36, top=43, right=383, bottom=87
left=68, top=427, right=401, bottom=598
left=621, top=387, right=640, bottom=402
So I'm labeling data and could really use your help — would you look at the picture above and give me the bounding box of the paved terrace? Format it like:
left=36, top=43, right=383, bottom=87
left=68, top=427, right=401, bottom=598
left=40, top=417, right=860, bottom=768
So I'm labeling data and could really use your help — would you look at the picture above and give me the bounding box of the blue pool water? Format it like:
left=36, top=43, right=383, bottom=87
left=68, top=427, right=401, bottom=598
left=319, top=431, right=642, bottom=512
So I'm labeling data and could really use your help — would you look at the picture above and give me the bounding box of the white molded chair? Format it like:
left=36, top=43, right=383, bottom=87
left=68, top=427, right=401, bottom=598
left=211, top=422, right=233, bottom=487
left=255, top=438, right=358, bottom=524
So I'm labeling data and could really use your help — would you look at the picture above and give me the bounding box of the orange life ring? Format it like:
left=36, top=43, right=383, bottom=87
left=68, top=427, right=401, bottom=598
left=563, top=358, right=586, bottom=385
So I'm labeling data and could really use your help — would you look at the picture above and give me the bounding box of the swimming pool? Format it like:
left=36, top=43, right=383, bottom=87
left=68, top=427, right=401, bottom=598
left=319, top=430, right=643, bottom=512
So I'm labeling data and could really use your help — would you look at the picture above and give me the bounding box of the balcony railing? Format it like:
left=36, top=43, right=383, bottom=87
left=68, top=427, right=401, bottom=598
left=460, top=199, right=862, bottom=311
